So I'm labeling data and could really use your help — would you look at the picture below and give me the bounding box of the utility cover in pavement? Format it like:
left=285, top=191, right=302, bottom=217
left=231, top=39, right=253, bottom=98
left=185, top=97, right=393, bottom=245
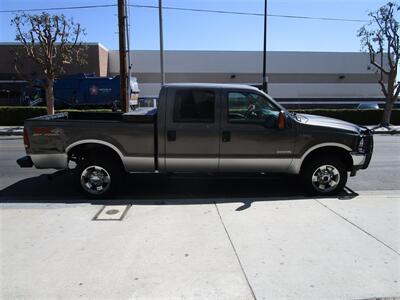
left=93, top=205, right=130, bottom=221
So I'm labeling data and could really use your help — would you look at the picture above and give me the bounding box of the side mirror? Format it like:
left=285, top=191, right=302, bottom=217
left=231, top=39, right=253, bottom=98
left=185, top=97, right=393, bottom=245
left=278, top=111, right=285, bottom=129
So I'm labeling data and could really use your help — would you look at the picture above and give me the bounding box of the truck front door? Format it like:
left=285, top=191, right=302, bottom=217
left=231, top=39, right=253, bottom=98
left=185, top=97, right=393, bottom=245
left=164, top=88, right=221, bottom=172
left=219, top=90, right=296, bottom=172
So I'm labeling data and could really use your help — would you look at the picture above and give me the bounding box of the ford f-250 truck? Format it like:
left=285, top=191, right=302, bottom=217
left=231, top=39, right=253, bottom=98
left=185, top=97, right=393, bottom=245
left=17, top=83, right=373, bottom=198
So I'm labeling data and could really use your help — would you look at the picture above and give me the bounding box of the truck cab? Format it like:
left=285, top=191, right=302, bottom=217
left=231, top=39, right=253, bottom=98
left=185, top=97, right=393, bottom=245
left=157, top=84, right=294, bottom=173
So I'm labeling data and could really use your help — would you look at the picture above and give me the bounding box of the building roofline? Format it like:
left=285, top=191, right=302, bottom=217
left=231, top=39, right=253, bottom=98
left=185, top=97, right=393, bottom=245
left=112, top=49, right=368, bottom=55
left=0, top=42, right=108, bottom=50
left=0, top=43, right=365, bottom=54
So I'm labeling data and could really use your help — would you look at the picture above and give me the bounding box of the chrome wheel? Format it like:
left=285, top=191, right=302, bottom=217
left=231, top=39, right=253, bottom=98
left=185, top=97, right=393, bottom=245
left=311, top=164, right=341, bottom=193
left=80, top=165, right=111, bottom=195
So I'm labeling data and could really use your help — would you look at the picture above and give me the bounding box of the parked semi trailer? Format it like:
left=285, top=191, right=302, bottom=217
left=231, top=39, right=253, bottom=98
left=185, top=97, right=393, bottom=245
left=0, top=74, right=140, bottom=109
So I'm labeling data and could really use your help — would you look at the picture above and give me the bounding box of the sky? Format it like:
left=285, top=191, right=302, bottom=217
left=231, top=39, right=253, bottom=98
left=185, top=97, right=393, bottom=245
left=0, top=0, right=388, bottom=52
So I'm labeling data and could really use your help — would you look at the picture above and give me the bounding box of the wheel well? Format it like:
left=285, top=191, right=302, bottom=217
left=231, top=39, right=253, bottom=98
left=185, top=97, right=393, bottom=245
left=301, top=146, right=353, bottom=172
left=67, top=143, right=124, bottom=169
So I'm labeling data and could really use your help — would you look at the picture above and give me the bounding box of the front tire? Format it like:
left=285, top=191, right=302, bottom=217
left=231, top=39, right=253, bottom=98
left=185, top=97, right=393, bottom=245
left=75, top=156, right=123, bottom=198
left=301, top=155, right=348, bottom=196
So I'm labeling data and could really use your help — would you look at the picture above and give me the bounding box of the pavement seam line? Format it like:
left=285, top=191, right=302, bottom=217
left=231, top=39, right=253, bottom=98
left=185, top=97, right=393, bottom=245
left=315, top=199, right=400, bottom=256
left=213, top=202, right=257, bottom=300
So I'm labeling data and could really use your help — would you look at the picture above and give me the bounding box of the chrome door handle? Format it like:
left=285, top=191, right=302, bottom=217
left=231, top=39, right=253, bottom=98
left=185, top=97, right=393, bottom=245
left=167, top=130, right=176, bottom=142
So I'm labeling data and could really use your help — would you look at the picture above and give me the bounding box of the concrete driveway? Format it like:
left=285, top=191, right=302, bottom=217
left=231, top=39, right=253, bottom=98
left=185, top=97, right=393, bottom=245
left=1, top=191, right=399, bottom=299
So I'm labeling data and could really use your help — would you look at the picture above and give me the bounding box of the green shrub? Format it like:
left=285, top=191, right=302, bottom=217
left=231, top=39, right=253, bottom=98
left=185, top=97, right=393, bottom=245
left=0, top=107, right=112, bottom=125
left=58, top=109, right=113, bottom=113
left=0, top=106, right=48, bottom=126
left=0, top=106, right=399, bottom=126
left=290, top=109, right=400, bottom=125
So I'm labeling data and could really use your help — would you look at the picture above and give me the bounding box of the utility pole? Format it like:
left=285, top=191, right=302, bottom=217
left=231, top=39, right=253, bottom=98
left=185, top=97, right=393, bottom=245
left=158, top=0, right=165, bottom=86
left=118, top=0, right=129, bottom=112
left=262, top=0, right=268, bottom=93
left=125, top=0, right=132, bottom=107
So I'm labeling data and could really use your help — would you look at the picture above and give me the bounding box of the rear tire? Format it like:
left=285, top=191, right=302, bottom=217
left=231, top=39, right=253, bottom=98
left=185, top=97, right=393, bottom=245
left=301, top=155, right=348, bottom=196
left=75, top=155, right=123, bottom=198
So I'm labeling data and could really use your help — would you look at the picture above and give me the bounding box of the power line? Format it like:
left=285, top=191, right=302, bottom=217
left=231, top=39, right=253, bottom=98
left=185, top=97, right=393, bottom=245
left=0, top=4, right=117, bottom=13
left=133, top=4, right=368, bottom=23
left=0, top=3, right=368, bottom=23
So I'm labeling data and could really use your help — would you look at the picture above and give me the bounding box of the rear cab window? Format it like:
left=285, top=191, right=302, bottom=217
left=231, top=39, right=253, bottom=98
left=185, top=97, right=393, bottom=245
left=173, top=90, right=215, bottom=123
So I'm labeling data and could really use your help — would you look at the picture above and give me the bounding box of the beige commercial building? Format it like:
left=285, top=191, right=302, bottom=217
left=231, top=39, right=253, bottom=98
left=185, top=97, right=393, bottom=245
left=108, top=50, right=384, bottom=100
left=0, top=42, right=385, bottom=102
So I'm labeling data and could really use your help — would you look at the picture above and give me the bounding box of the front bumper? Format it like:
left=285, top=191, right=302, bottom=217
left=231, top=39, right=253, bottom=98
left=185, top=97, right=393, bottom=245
left=350, top=134, right=374, bottom=175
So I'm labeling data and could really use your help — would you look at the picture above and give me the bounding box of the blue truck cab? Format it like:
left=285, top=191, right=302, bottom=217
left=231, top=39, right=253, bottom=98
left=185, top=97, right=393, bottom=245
left=53, top=73, right=140, bottom=108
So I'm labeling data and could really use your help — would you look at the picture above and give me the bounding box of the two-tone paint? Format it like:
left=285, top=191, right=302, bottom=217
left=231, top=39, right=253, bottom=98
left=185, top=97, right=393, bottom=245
left=21, top=83, right=373, bottom=176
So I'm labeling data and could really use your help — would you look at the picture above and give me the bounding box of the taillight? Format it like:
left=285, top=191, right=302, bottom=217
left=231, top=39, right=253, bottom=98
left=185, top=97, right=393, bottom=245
left=23, top=127, right=30, bottom=149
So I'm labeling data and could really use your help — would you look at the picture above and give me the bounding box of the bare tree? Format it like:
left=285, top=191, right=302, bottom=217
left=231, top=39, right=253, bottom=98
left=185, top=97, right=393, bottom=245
left=11, top=13, right=87, bottom=114
left=358, top=2, right=400, bottom=127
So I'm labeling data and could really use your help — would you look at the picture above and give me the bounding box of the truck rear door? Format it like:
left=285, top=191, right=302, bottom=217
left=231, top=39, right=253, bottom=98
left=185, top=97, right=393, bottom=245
left=163, top=88, right=221, bottom=172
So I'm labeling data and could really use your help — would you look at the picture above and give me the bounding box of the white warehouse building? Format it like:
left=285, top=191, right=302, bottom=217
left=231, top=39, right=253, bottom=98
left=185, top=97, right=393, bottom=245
left=108, top=50, right=384, bottom=103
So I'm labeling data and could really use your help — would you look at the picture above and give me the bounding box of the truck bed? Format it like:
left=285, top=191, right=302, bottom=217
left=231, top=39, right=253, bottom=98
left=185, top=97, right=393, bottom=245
left=24, top=108, right=157, bottom=172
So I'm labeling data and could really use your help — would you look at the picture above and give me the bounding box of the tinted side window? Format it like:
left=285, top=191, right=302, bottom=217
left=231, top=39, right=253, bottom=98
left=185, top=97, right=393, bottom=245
left=228, top=92, right=279, bottom=123
left=173, top=90, right=215, bottom=123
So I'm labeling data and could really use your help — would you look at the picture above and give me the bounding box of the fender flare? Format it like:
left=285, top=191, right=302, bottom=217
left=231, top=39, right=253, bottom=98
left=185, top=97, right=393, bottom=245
left=289, top=142, right=352, bottom=174
left=65, top=139, right=125, bottom=161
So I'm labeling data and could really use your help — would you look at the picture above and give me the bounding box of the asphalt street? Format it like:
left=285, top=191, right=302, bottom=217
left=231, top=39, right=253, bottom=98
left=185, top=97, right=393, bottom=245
left=1, top=135, right=399, bottom=299
left=0, top=135, right=399, bottom=201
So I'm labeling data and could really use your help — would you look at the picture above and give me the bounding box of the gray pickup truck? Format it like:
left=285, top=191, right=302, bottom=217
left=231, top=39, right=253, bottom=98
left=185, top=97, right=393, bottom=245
left=17, top=83, right=373, bottom=198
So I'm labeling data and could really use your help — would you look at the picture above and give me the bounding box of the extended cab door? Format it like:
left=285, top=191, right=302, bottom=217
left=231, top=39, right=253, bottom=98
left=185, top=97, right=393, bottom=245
left=219, top=90, right=296, bottom=172
left=164, top=88, right=221, bottom=172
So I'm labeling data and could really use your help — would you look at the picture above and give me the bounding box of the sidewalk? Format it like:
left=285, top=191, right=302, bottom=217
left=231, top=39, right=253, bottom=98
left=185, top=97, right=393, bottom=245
left=0, top=126, right=23, bottom=136
left=1, top=191, right=399, bottom=299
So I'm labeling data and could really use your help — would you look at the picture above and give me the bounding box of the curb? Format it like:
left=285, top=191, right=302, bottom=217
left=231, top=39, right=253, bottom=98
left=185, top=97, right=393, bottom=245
left=0, top=132, right=23, bottom=136
left=372, top=131, right=400, bottom=135
left=366, top=126, right=400, bottom=135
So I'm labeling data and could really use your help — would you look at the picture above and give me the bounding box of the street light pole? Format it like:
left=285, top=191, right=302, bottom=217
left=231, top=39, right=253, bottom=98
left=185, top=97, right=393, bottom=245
left=158, top=0, right=165, bottom=86
left=262, top=0, right=268, bottom=93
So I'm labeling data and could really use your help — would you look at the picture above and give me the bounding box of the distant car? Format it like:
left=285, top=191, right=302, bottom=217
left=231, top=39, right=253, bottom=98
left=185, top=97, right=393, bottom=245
left=137, top=97, right=157, bottom=108
left=357, top=103, right=379, bottom=110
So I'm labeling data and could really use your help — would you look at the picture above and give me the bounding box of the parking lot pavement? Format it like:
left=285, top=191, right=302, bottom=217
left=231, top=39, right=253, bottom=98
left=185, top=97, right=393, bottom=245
left=1, top=191, right=399, bottom=299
